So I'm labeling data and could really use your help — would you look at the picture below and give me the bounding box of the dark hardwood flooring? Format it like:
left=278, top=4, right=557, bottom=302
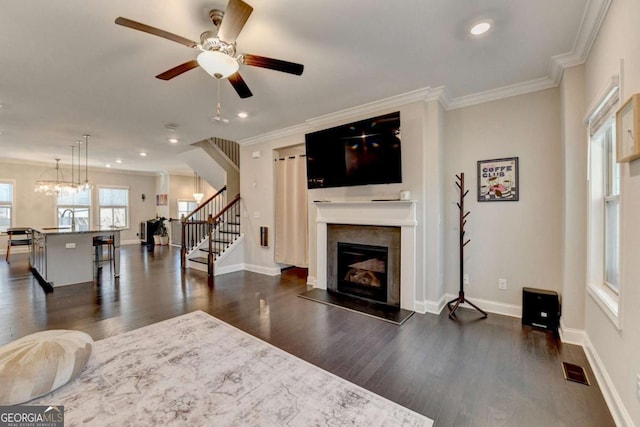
left=0, top=246, right=614, bottom=426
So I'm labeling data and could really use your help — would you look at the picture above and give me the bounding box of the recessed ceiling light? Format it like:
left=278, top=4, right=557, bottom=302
left=105, top=164, right=111, bottom=168
left=168, top=138, right=179, bottom=144
left=115, top=159, right=123, bottom=164
left=470, top=21, right=491, bottom=36
left=139, top=152, right=147, bottom=157
left=237, top=112, right=248, bottom=119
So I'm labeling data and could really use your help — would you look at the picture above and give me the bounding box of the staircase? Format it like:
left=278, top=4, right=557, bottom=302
left=181, top=186, right=242, bottom=278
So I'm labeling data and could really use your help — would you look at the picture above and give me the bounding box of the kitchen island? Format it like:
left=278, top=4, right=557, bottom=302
left=30, top=226, right=120, bottom=290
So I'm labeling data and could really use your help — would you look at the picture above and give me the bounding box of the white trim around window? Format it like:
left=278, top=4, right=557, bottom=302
left=586, top=86, right=623, bottom=330
left=98, top=185, right=130, bottom=229
left=0, top=179, right=16, bottom=232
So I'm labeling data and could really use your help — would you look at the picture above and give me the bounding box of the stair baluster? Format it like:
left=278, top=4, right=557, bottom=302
left=181, top=187, right=241, bottom=280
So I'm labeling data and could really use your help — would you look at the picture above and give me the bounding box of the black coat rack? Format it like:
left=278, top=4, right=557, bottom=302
left=447, top=173, right=488, bottom=320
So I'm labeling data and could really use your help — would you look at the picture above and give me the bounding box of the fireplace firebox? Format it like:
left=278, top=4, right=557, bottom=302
left=337, top=242, right=388, bottom=303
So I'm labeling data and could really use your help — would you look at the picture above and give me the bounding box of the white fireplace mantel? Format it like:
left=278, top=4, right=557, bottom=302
left=315, top=200, right=417, bottom=311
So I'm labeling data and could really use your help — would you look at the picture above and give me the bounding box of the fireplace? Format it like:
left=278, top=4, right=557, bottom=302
left=315, top=200, right=417, bottom=311
left=327, top=224, right=401, bottom=307
left=337, top=242, right=388, bottom=302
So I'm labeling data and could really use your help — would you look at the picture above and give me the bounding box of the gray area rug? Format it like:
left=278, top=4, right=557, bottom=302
left=31, top=311, right=433, bottom=426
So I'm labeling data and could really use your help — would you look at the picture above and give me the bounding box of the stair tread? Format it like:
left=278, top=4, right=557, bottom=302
left=218, top=230, right=240, bottom=235
left=198, top=248, right=220, bottom=254
left=188, top=256, right=208, bottom=264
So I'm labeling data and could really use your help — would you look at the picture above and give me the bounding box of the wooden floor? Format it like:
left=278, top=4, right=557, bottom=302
left=1, top=245, right=614, bottom=426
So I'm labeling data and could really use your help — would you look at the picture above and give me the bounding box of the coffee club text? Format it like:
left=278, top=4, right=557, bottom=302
left=482, top=165, right=513, bottom=178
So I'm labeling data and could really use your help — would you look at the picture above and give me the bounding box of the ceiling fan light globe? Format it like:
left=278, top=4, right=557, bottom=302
left=197, top=51, right=239, bottom=79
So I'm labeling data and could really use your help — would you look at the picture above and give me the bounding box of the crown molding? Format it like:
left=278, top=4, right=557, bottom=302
left=548, top=0, right=613, bottom=87
left=446, top=77, right=558, bottom=110
left=239, top=87, right=445, bottom=146
left=572, top=0, right=613, bottom=65
left=238, top=122, right=310, bottom=147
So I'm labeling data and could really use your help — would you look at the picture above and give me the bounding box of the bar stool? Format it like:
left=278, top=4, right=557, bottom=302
left=93, top=235, right=115, bottom=273
left=5, top=227, right=32, bottom=263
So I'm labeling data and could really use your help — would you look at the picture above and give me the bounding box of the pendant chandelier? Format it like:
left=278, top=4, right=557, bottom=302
left=34, top=158, right=75, bottom=195
left=78, top=134, right=93, bottom=190
left=193, top=172, right=204, bottom=204
left=34, top=133, right=93, bottom=195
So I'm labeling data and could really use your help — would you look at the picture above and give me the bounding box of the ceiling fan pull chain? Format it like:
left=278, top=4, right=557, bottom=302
left=217, top=78, right=223, bottom=117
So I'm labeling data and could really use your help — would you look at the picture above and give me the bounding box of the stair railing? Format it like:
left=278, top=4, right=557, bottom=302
left=204, top=194, right=241, bottom=277
left=181, top=186, right=227, bottom=268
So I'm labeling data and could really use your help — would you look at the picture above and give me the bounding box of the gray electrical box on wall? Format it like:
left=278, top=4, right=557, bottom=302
left=260, top=226, right=268, bottom=247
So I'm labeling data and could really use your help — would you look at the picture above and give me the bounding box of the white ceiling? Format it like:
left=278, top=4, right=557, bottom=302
left=0, top=0, right=603, bottom=173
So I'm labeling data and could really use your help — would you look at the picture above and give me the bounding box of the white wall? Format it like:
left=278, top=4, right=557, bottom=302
left=422, top=100, right=446, bottom=307
left=443, top=88, right=564, bottom=308
left=582, top=0, right=640, bottom=424
left=240, top=92, right=564, bottom=312
left=560, top=65, right=587, bottom=334
left=240, top=101, right=434, bottom=292
left=167, top=173, right=216, bottom=219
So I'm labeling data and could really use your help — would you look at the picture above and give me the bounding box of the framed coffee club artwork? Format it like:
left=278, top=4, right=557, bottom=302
left=616, top=94, right=640, bottom=163
left=477, top=157, right=519, bottom=202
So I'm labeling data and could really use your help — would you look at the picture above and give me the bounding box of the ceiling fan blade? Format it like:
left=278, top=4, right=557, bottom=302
left=115, top=17, right=198, bottom=49
left=217, top=0, right=254, bottom=44
left=228, top=72, right=253, bottom=98
left=155, top=60, right=200, bottom=80
left=242, top=54, right=304, bottom=75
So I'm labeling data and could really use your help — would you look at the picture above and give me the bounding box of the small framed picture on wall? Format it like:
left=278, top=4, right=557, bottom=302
left=477, top=157, right=519, bottom=202
left=616, top=94, right=640, bottom=163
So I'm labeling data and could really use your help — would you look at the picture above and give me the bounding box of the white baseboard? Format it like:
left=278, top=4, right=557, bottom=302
left=440, top=293, right=521, bottom=318
left=121, top=239, right=142, bottom=245
left=413, top=301, right=428, bottom=315
left=186, top=261, right=281, bottom=277
left=558, top=319, right=586, bottom=346
left=215, top=263, right=245, bottom=276
left=420, top=294, right=446, bottom=315
left=244, top=264, right=281, bottom=276
left=583, top=334, right=634, bottom=427
left=307, top=275, right=317, bottom=287
left=186, top=260, right=207, bottom=272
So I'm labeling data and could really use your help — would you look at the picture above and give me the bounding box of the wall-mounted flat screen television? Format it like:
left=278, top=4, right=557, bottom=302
left=305, top=111, right=401, bottom=189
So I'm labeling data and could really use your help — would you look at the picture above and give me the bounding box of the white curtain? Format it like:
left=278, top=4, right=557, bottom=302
left=274, top=155, right=308, bottom=267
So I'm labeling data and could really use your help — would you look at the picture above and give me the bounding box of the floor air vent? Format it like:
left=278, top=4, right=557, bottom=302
left=562, top=361, right=590, bottom=386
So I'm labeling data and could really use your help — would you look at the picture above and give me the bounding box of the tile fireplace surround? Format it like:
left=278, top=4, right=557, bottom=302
left=315, top=200, right=417, bottom=311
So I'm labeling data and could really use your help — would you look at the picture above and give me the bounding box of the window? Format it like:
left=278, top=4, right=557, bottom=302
left=99, top=187, right=129, bottom=228
left=587, top=82, right=621, bottom=327
left=603, top=124, right=620, bottom=291
left=57, top=189, right=91, bottom=228
left=0, top=181, right=14, bottom=232
left=178, top=200, right=198, bottom=220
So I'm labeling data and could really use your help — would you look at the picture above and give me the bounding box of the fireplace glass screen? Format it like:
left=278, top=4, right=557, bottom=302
left=337, top=242, right=388, bottom=303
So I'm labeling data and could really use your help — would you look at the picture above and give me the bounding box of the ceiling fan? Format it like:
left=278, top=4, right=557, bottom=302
left=115, top=0, right=304, bottom=99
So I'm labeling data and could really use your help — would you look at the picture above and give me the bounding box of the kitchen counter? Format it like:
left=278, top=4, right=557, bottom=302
left=30, top=226, right=121, bottom=290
